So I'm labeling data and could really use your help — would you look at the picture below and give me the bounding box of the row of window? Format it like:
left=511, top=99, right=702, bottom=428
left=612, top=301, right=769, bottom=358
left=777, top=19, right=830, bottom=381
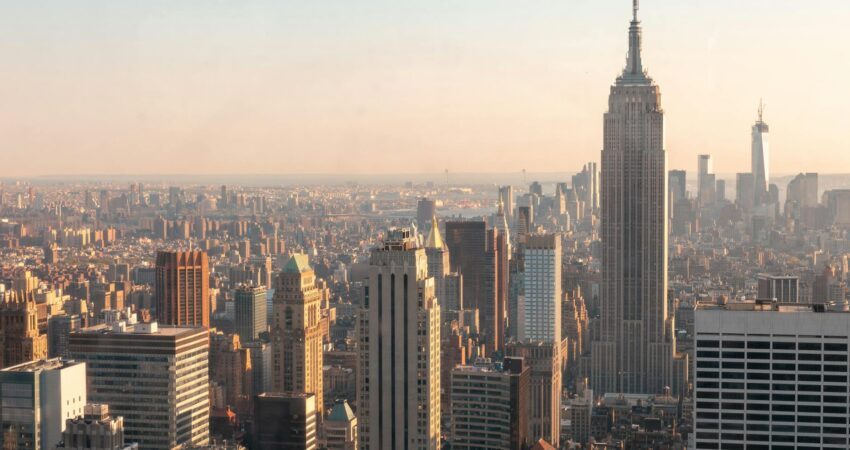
left=697, top=340, right=847, bottom=351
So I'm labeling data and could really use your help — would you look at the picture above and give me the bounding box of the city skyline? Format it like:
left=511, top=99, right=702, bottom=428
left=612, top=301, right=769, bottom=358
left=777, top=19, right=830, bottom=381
left=3, top=0, right=850, bottom=177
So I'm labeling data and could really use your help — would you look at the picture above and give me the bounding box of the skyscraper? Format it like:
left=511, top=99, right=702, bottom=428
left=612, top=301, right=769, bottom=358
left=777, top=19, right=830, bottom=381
left=416, top=197, right=437, bottom=233
left=592, top=1, right=678, bottom=395
left=271, top=254, right=324, bottom=417
left=697, top=154, right=715, bottom=206
left=445, top=221, right=506, bottom=354
left=357, top=228, right=441, bottom=449
left=155, top=250, right=210, bottom=327
left=69, top=322, right=210, bottom=449
left=235, top=284, right=268, bottom=343
left=517, top=234, right=561, bottom=343
left=752, top=100, right=770, bottom=205
left=499, top=186, right=515, bottom=224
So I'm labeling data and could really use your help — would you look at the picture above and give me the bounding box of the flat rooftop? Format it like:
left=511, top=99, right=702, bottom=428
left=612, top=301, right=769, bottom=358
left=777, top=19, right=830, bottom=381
left=79, top=322, right=203, bottom=336
left=2, top=358, right=82, bottom=372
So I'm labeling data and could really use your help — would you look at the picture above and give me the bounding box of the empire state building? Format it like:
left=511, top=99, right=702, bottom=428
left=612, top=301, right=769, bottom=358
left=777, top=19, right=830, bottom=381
left=591, top=1, right=682, bottom=395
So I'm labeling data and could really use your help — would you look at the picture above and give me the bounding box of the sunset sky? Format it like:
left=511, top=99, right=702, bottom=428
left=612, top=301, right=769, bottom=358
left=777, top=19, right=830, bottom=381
left=2, top=0, right=849, bottom=177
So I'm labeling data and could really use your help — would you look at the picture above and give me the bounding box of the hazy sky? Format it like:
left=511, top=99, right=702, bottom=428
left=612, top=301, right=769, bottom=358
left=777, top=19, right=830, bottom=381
left=2, top=0, right=850, bottom=177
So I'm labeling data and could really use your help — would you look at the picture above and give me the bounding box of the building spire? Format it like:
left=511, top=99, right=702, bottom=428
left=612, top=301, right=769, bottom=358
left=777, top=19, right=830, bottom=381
left=622, top=0, right=645, bottom=81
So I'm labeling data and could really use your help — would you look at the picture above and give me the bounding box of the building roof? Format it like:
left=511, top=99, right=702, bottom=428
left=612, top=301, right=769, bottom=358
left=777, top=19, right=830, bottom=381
left=531, top=439, right=557, bottom=450
left=326, top=400, right=356, bottom=422
left=283, top=254, right=311, bottom=274
left=425, top=216, right=444, bottom=250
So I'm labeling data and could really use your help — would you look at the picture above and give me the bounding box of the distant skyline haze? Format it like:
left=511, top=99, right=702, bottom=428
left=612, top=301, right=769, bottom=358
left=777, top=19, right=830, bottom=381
left=2, top=0, right=849, bottom=177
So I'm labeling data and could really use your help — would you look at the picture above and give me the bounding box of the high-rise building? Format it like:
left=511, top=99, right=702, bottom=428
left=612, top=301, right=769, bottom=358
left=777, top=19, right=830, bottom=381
left=0, top=290, right=48, bottom=369
left=450, top=357, right=529, bottom=450
left=416, top=198, right=437, bottom=233
left=323, top=399, right=357, bottom=450
left=445, top=221, right=506, bottom=354
left=516, top=206, right=532, bottom=237
left=787, top=172, right=819, bottom=209
left=756, top=274, right=800, bottom=303
left=697, top=154, right=715, bottom=206
left=752, top=100, right=770, bottom=205
left=505, top=342, right=560, bottom=447
left=571, top=162, right=599, bottom=214
left=0, top=359, right=86, bottom=450
left=715, top=179, right=726, bottom=203
left=357, top=228, right=441, bottom=449
left=47, top=313, right=82, bottom=359
left=155, top=250, right=210, bottom=327
left=736, top=172, right=756, bottom=211
left=69, top=322, right=210, bottom=450
left=498, top=186, right=514, bottom=224
left=235, top=284, right=267, bottom=343
left=518, top=234, right=561, bottom=343
left=592, top=1, right=678, bottom=395
left=668, top=170, right=687, bottom=205
left=57, top=404, right=136, bottom=450
left=253, top=393, right=317, bottom=450
left=271, top=254, right=324, bottom=416
left=694, top=302, right=850, bottom=449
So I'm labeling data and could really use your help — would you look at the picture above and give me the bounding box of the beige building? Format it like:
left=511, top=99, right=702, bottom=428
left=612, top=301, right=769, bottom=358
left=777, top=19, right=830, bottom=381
left=56, top=403, right=135, bottom=450
left=271, top=254, right=324, bottom=416
left=357, top=228, right=441, bottom=449
left=505, top=341, right=562, bottom=448
left=69, top=321, right=210, bottom=450
left=0, top=289, right=48, bottom=369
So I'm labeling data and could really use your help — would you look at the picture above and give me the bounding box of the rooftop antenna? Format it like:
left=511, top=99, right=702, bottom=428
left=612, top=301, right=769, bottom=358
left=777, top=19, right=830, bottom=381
left=633, top=0, right=639, bottom=21
left=757, top=98, right=765, bottom=123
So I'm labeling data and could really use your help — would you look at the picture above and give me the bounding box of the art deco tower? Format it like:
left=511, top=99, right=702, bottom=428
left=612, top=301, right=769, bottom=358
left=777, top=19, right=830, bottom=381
left=271, top=254, right=324, bottom=417
left=591, top=0, right=677, bottom=395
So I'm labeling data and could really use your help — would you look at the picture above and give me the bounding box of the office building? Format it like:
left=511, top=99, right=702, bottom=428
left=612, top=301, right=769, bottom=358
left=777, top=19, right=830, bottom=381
left=450, top=357, right=529, bottom=450
left=56, top=403, right=136, bottom=450
left=48, top=314, right=82, bottom=359
left=323, top=399, right=357, bottom=450
left=592, top=1, right=679, bottom=395
left=271, top=254, right=324, bottom=416
left=694, top=302, right=850, bottom=449
left=516, top=206, right=532, bottom=237
left=736, top=172, right=756, bottom=211
left=752, top=101, right=770, bottom=205
left=787, top=172, right=819, bottom=209
left=756, top=274, right=800, bottom=303
left=357, top=228, right=441, bottom=449
left=253, top=393, right=317, bottom=450
left=416, top=198, right=437, bottom=233
left=155, top=250, right=210, bottom=327
left=0, top=359, right=86, bottom=450
left=69, top=322, right=210, bottom=449
left=243, top=340, right=272, bottom=397
left=668, top=170, right=686, bottom=205
left=0, top=290, right=48, bottom=369
left=518, top=234, right=561, bottom=343
left=234, top=284, right=267, bottom=343
left=697, top=155, right=715, bottom=206
left=445, top=221, right=506, bottom=354
left=505, top=342, right=560, bottom=447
